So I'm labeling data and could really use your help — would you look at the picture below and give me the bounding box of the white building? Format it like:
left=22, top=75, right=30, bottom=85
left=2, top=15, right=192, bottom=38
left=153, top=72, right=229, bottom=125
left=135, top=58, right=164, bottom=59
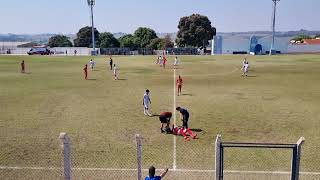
left=211, top=35, right=292, bottom=55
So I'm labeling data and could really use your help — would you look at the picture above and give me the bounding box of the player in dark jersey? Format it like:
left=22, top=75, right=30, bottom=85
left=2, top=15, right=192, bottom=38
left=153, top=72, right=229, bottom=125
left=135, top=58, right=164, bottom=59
left=176, top=107, right=189, bottom=129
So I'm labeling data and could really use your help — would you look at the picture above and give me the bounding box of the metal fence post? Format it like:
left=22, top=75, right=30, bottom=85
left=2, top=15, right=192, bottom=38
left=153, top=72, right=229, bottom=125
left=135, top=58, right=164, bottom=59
left=136, top=134, right=142, bottom=180
left=59, top=132, right=72, bottom=180
left=292, top=137, right=305, bottom=180
left=291, top=144, right=298, bottom=180
left=215, top=135, right=222, bottom=180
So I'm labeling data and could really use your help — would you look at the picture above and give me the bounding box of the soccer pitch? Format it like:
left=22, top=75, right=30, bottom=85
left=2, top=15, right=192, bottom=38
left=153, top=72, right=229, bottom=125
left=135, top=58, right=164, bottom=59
left=0, top=55, right=320, bottom=179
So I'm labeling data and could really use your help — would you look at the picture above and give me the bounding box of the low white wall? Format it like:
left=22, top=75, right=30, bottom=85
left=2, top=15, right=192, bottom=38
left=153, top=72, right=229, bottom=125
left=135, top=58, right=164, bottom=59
left=287, top=44, right=320, bottom=53
left=10, top=48, right=30, bottom=55
left=52, top=47, right=91, bottom=55
left=8, top=47, right=91, bottom=55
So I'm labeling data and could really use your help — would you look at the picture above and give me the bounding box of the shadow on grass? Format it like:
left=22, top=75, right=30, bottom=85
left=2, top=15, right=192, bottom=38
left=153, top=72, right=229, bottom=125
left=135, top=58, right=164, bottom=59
left=117, top=78, right=127, bottom=81
left=88, top=79, right=97, bottom=80
left=190, top=128, right=203, bottom=132
left=181, top=93, right=193, bottom=96
left=246, top=75, right=258, bottom=77
left=165, top=67, right=184, bottom=70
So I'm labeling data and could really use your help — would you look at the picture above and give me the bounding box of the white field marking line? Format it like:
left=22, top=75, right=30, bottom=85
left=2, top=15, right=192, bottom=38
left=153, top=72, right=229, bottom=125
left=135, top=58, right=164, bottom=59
left=173, top=68, right=177, bottom=171
left=1, top=166, right=320, bottom=175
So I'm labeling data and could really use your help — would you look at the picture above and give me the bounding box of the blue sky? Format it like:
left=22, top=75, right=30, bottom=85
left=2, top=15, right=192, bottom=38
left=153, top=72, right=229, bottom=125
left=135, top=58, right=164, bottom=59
left=0, top=0, right=319, bottom=34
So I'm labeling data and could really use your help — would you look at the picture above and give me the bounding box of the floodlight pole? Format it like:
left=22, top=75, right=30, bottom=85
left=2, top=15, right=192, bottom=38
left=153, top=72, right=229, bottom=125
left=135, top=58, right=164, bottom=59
left=88, top=0, right=96, bottom=56
left=270, top=0, right=280, bottom=55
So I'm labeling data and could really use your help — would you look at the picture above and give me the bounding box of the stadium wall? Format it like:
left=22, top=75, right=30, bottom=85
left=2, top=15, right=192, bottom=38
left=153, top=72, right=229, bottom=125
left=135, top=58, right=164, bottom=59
left=6, top=47, right=91, bottom=55
left=287, top=44, right=320, bottom=53
left=212, top=35, right=320, bottom=54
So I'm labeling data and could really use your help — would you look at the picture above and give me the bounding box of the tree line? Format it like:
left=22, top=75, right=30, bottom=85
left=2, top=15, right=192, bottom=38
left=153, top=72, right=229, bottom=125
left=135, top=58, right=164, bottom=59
left=48, top=14, right=216, bottom=50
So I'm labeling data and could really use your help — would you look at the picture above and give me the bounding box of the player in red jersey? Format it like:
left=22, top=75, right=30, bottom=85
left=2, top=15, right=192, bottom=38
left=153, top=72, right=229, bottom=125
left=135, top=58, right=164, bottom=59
left=83, top=64, right=88, bottom=80
left=176, top=75, right=183, bottom=96
left=21, top=60, right=25, bottom=73
left=171, top=125, right=197, bottom=141
left=162, top=56, right=167, bottom=69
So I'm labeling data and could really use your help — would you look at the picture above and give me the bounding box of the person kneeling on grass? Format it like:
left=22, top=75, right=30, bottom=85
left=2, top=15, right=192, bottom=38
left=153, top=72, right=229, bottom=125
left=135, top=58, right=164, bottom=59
left=145, top=166, right=168, bottom=180
left=159, top=112, right=172, bottom=133
left=171, top=124, right=197, bottom=141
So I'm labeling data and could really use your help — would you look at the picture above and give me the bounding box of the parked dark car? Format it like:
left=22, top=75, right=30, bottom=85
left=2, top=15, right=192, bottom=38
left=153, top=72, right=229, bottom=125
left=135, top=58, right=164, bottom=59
left=27, top=48, right=51, bottom=55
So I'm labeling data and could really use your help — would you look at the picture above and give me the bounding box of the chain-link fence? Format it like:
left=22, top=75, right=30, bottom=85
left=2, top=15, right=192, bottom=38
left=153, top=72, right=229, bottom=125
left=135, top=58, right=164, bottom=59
left=0, top=137, right=62, bottom=180
left=0, top=134, right=319, bottom=180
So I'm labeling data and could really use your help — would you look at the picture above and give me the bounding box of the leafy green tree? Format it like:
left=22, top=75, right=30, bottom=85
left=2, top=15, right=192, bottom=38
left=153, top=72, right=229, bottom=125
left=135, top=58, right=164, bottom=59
left=99, top=32, right=120, bottom=48
left=147, top=38, right=163, bottom=50
left=74, top=26, right=100, bottom=47
left=133, top=27, right=158, bottom=48
left=176, top=14, right=216, bottom=47
left=119, top=34, right=139, bottom=50
left=162, top=34, right=174, bottom=48
left=147, top=35, right=174, bottom=50
left=315, top=34, right=320, bottom=38
left=48, top=35, right=72, bottom=47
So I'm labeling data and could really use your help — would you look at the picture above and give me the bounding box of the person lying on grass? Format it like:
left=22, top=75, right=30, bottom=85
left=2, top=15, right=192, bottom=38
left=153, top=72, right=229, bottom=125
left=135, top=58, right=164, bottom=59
left=168, top=125, right=197, bottom=141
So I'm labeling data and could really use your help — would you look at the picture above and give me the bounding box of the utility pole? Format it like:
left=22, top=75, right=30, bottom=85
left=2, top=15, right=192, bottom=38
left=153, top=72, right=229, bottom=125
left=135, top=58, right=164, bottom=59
left=87, top=0, right=96, bottom=56
left=270, top=0, right=280, bottom=55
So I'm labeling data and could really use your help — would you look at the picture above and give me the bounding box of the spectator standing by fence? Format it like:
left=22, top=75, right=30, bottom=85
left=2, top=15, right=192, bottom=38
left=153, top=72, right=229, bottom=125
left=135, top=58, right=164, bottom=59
left=145, top=166, right=168, bottom=180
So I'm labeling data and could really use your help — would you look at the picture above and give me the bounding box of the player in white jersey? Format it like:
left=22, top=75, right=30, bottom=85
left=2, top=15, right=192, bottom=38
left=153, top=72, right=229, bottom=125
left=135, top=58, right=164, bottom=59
left=89, top=59, right=95, bottom=71
left=142, top=89, right=152, bottom=116
left=242, top=62, right=249, bottom=76
left=156, top=56, right=160, bottom=64
left=159, top=56, right=163, bottom=66
left=241, top=58, right=248, bottom=71
left=173, top=56, right=179, bottom=67
left=113, top=64, right=119, bottom=80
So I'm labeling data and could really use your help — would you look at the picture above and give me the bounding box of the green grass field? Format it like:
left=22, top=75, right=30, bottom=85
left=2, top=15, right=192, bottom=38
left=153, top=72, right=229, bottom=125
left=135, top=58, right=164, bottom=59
left=0, top=54, right=320, bottom=179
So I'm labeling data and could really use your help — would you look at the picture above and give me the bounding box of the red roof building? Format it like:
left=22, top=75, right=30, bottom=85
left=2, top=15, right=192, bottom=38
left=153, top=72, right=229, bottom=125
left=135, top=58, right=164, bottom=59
left=302, top=39, right=320, bottom=45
